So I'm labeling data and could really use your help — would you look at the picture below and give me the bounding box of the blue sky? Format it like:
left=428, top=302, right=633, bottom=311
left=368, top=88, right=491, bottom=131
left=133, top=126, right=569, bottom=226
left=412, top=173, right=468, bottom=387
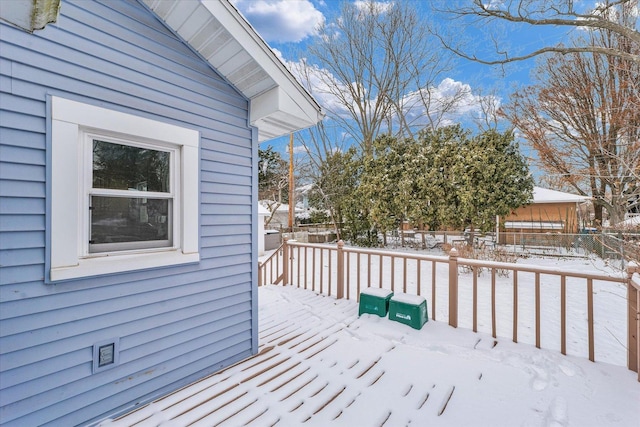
left=230, top=0, right=577, bottom=158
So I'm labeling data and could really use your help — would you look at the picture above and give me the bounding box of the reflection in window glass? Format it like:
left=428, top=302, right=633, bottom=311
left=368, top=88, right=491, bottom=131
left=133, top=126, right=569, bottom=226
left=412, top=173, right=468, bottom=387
left=90, top=196, right=171, bottom=252
left=93, top=140, right=170, bottom=192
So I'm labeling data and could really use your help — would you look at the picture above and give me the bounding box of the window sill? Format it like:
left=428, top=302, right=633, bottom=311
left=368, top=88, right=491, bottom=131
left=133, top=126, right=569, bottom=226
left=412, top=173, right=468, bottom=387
left=50, top=250, right=200, bottom=282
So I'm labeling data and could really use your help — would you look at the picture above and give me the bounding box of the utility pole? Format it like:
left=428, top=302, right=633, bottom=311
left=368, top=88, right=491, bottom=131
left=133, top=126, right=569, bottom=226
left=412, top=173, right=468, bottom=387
left=288, top=133, right=294, bottom=230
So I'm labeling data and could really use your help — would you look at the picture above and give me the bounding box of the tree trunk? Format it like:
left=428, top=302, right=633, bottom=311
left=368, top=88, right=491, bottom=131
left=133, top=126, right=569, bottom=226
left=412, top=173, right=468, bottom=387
left=594, top=203, right=604, bottom=226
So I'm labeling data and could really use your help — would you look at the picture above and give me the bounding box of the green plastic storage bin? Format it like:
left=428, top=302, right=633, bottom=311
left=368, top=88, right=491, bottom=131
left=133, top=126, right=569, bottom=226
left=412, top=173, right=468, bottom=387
left=388, top=293, right=428, bottom=329
left=359, top=288, right=394, bottom=317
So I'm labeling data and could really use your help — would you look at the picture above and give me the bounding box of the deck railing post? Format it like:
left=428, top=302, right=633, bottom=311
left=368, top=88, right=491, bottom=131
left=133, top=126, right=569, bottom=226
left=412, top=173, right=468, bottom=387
left=627, top=262, right=639, bottom=375
left=337, top=240, right=345, bottom=299
left=282, top=237, right=290, bottom=286
left=448, top=248, right=459, bottom=328
left=258, top=262, right=263, bottom=287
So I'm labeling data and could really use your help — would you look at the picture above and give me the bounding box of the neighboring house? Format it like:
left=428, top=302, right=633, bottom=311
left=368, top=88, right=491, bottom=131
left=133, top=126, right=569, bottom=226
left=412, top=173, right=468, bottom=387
left=500, top=187, right=590, bottom=241
left=0, top=1, right=321, bottom=425
left=258, top=203, right=270, bottom=255
left=619, top=216, right=640, bottom=228
left=260, top=200, right=304, bottom=229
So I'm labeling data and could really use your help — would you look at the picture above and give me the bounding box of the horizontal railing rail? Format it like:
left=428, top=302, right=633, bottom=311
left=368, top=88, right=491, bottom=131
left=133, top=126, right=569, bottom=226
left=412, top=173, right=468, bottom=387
left=341, top=246, right=448, bottom=319
left=259, top=238, right=638, bottom=379
left=257, top=243, right=285, bottom=287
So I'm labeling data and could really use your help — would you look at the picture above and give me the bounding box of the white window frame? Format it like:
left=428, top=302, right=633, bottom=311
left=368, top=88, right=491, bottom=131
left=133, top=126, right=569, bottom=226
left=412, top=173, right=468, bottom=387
left=50, top=97, right=200, bottom=282
left=84, top=133, right=177, bottom=254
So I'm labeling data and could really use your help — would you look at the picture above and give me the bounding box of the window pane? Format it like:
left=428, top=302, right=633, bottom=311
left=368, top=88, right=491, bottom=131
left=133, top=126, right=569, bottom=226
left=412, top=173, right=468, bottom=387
left=90, top=196, right=171, bottom=251
left=93, top=140, right=170, bottom=192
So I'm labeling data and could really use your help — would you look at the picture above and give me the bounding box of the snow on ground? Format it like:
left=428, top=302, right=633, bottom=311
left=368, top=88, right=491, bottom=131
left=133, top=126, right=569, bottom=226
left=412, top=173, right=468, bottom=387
left=258, top=286, right=639, bottom=427
left=104, top=284, right=639, bottom=427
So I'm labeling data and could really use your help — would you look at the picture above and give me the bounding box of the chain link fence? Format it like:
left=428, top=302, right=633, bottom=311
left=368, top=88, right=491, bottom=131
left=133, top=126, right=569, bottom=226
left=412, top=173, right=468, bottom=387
left=378, top=230, right=640, bottom=268
left=276, top=223, right=640, bottom=269
left=497, top=231, right=640, bottom=267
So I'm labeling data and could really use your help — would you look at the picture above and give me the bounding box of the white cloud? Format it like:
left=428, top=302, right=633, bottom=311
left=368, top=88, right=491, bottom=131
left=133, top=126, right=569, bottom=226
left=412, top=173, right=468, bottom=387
left=576, top=1, right=640, bottom=27
left=280, top=57, right=500, bottom=134
left=293, top=144, right=308, bottom=154
left=399, top=78, right=501, bottom=129
left=231, top=0, right=325, bottom=43
left=353, top=1, right=394, bottom=14
left=483, top=0, right=505, bottom=10
left=282, top=57, right=353, bottom=119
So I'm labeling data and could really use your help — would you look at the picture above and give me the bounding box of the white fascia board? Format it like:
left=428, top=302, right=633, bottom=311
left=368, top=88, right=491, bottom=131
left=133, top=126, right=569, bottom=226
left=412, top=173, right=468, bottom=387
left=144, top=0, right=322, bottom=140
left=198, top=1, right=322, bottom=131
left=251, top=87, right=321, bottom=141
left=202, top=0, right=317, bottom=102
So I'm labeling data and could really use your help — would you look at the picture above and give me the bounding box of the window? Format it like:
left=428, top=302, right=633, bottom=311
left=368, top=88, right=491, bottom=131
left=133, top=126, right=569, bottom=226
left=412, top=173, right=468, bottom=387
left=50, top=97, right=200, bottom=282
left=88, top=137, right=174, bottom=253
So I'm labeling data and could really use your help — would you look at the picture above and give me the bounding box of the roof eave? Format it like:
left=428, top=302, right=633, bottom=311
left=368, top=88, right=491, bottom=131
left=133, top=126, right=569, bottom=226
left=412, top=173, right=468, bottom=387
left=532, top=187, right=592, bottom=204
left=142, top=0, right=322, bottom=142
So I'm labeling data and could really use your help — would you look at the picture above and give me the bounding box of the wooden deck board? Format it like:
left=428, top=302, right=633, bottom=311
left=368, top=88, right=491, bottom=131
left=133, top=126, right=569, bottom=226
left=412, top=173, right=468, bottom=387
left=107, top=286, right=483, bottom=426
left=103, top=285, right=639, bottom=427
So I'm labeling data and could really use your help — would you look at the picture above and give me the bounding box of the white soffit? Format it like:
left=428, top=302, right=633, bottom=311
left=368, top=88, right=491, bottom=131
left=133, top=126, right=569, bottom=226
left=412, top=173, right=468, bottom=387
left=142, top=0, right=323, bottom=142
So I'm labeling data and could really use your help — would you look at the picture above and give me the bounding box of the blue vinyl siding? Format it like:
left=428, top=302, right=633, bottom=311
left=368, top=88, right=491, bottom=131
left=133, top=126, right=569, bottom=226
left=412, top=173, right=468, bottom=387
left=0, top=0, right=258, bottom=425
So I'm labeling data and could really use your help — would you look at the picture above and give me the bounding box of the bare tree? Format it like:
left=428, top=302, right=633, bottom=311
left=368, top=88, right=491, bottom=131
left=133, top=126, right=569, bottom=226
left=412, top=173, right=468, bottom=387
left=307, top=0, right=459, bottom=155
left=503, top=20, right=640, bottom=226
left=286, top=57, right=352, bottom=238
left=471, top=87, right=503, bottom=131
left=258, top=146, right=288, bottom=200
left=434, top=0, right=640, bottom=64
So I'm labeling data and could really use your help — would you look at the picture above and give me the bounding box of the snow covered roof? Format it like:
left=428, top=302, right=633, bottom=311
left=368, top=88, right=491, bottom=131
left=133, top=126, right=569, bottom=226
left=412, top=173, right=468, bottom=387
left=258, top=204, right=270, bottom=216
left=296, top=183, right=314, bottom=194
left=533, top=187, right=590, bottom=204
left=272, top=203, right=304, bottom=213
left=618, top=215, right=640, bottom=227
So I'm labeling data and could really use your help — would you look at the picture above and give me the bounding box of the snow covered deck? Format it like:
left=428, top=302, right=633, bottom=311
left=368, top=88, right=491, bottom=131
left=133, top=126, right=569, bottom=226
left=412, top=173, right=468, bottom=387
left=103, top=285, right=639, bottom=426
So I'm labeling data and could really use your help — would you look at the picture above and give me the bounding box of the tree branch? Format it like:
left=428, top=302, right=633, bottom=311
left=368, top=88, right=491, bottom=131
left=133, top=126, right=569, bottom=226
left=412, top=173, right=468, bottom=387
left=433, top=0, right=640, bottom=64
left=433, top=31, right=640, bottom=64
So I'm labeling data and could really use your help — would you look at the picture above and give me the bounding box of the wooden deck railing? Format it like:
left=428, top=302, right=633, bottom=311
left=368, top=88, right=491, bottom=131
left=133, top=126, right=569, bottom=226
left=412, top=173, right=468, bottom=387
left=258, top=238, right=639, bottom=379
left=628, top=263, right=640, bottom=380
left=257, top=243, right=285, bottom=287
